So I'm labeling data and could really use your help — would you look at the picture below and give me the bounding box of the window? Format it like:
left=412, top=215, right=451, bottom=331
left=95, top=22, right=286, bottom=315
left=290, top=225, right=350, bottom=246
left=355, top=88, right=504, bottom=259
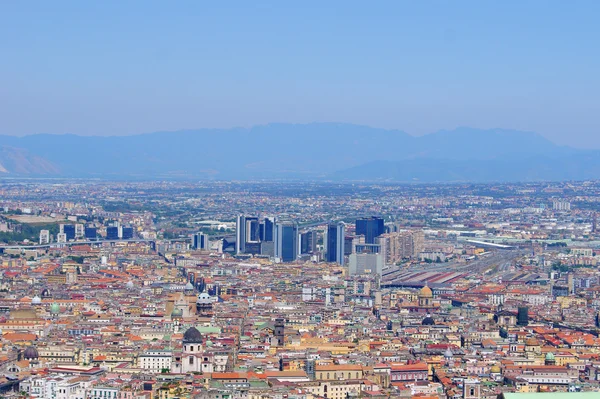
left=470, top=387, right=475, bottom=396
left=189, top=356, right=194, bottom=365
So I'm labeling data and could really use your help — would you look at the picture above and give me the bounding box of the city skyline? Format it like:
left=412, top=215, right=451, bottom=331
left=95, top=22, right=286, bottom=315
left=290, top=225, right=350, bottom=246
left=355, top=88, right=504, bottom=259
left=0, top=179, right=599, bottom=396
left=2, top=1, right=600, bottom=396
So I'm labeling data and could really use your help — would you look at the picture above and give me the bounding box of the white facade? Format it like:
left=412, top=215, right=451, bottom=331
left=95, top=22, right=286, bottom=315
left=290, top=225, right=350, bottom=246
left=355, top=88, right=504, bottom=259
left=348, top=252, right=384, bottom=276
left=39, top=229, right=50, bottom=245
left=21, top=375, right=86, bottom=399
left=88, top=386, right=119, bottom=399
left=138, top=350, right=173, bottom=372
left=552, top=201, right=571, bottom=211
left=75, top=223, right=84, bottom=238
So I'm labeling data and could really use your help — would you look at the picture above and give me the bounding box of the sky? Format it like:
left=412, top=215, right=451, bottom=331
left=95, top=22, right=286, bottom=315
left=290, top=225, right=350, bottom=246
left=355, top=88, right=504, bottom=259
left=1, top=1, right=599, bottom=148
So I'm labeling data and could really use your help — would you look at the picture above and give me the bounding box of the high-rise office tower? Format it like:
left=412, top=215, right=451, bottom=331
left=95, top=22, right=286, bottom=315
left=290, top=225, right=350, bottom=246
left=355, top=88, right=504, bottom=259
left=193, top=232, right=209, bottom=250
left=106, top=226, right=119, bottom=240
left=121, top=226, right=134, bottom=240
left=60, top=224, right=76, bottom=241
left=236, top=215, right=246, bottom=255
left=84, top=226, right=97, bottom=240
left=262, top=217, right=275, bottom=242
left=246, top=216, right=260, bottom=242
left=325, top=223, right=345, bottom=265
left=237, top=215, right=263, bottom=254
left=258, top=217, right=276, bottom=256
left=300, top=230, right=317, bottom=254
left=275, top=221, right=298, bottom=262
left=244, top=216, right=261, bottom=254
left=355, top=216, right=384, bottom=244
left=344, top=236, right=353, bottom=256
left=236, top=215, right=278, bottom=255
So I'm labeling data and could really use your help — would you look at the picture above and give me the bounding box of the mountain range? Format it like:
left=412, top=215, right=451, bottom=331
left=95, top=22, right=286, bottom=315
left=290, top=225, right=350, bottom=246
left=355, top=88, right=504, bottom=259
left=0, top=123, right=596, bottom=182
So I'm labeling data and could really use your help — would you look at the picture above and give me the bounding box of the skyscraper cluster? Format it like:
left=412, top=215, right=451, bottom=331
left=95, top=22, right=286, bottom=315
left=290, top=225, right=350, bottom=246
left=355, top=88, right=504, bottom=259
left=234, top=215, right=397, bottom=267
left=355, top=216, right=385, bottom=244
left=236, top=215, right=277, bottom=257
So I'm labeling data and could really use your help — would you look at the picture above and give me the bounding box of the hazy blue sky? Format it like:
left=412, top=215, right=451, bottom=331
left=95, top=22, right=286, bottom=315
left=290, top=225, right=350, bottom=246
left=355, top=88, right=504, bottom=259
left=1, top=1, right=599, bottom=147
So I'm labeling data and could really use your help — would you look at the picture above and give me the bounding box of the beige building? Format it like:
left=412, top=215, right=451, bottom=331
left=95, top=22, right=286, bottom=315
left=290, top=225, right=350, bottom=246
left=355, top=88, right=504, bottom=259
left=376, top=230, right=424, bottom=264
left=297, top=380, right=363, bottom=399
left=315, top=364, right=364, bottom=380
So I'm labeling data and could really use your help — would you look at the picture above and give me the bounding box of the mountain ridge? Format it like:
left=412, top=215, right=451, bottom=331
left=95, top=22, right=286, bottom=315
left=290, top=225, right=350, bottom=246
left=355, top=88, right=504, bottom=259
left=0, top=123, right=595, bottom=182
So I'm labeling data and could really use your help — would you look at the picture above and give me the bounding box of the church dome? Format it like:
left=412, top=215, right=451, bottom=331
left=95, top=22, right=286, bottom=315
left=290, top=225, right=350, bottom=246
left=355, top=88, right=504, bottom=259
left=50, top=303, right=60, bottom=315
left=197, top=292, right=212, bottom=304
left=422, top=314, right=435, bottom=325
left=185, top=282, right=194, bottom=290
left=545, top=352, right=555, bottom=361
left=183, top=326, right=202, bottom=343
left=205, top=340, right=213, bottom=347
left=31, top=296, right=41, bottom=305
left=171, top=308, right=183, bottom=318
left=444, top=348, right=453, bottom=358
left=525, top=337, right=539, bottom=346
left=126, top=281, right=134, bottom=289
left=419, top=285, right=433, bottom=298
left=491, top=365, right=501, bottom=373
left=23, top=346, right=39, bottom=360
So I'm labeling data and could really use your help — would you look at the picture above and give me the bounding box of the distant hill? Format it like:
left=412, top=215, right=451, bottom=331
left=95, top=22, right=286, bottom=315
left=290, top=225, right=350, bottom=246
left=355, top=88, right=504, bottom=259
left=0, top=123, right=595, bottom=182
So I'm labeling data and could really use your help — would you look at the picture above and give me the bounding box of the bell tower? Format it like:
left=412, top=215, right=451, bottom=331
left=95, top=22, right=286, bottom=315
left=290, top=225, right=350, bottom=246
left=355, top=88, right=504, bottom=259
left=274, top=318, right=285, bottom=346
left=463, top=379, right=480, bottom=399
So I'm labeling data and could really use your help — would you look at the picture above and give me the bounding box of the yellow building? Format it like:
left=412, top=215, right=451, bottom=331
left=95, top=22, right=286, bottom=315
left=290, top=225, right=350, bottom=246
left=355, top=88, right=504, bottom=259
left=315, top=364, right=364, bottom=380
left=297, top=381, right=362, bottom=399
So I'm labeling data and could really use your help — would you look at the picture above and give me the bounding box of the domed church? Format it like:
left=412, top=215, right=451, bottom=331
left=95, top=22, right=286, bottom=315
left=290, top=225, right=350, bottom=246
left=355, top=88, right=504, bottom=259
left=422, top=314, right=435, bottom=325
left=406, top=283, right=441, bottom=313
left=170, top=327, right=229, bottom=374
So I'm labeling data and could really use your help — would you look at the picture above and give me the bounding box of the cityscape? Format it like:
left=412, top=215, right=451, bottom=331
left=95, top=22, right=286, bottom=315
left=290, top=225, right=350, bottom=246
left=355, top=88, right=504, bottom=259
left=2, top=1, right=600, bottom=399
left=0, top=180, right=596, bottom=398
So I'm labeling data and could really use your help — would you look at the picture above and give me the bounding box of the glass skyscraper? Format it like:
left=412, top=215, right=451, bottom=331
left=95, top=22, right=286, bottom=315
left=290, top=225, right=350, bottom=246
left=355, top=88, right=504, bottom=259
left=355, top=216, right=384, bottom=244
left=326, top=223, right=345, bottom=265
left=275, top=221, right=298, bottom=262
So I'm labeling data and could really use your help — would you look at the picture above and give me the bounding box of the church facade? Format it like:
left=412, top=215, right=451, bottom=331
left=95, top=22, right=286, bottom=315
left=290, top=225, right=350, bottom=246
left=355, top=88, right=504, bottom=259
left=170, top=327, right=229, bottom=374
